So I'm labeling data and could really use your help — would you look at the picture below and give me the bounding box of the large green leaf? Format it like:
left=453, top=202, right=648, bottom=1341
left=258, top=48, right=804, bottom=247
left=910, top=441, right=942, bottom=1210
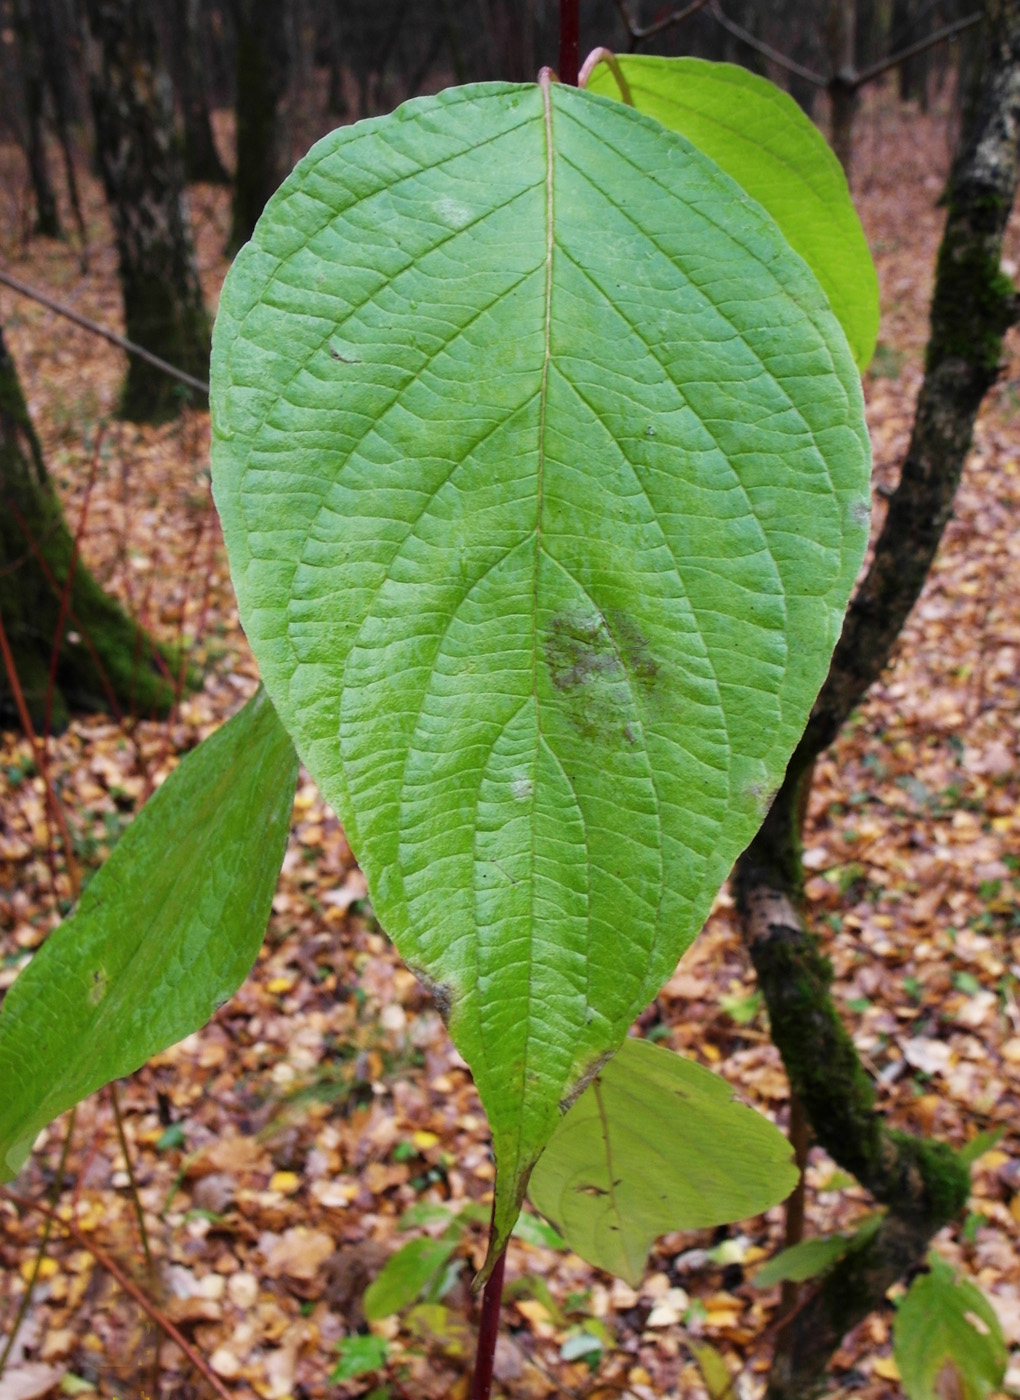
left=585, top=56, right=879, bottom=370
left=895, top=1253, right=1007, bottom=1400
left=528, top=1038, right=798, bottom=1284
left=0, top=689, right=298, bottom=1177
left=210, top=79, right=870, bottom=1267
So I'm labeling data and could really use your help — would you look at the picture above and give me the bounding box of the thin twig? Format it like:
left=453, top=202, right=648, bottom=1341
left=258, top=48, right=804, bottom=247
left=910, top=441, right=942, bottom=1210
left=0, top=608, right=81, bottom=898
left=578, top=47, right=635, bottom=101
left=0, top=1187, right=234, bottom=1400
left=709, top=1, right=828, bottom=86
left=854, top=12, right=982, bottom=88
left=0, top=1110, right=76, bottom=1380
left=614, top=0, right=709, bottom=49
left=110, top=1084, right=155, bottom=1278
left=0, top=268, right=209, bottom=395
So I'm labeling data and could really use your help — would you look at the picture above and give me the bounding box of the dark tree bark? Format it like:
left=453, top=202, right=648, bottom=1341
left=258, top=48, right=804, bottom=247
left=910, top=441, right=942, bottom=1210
left=12, top=0, right=63, bottom=239
left=82, top=0, right=210, bottom=422
left=226, top=0, right=290, bottom=255
left=169, top=0, right=230, bottom=185
left=734, top=1, right=1020, bottom=1394
left=0, top=323, right=177, bottom=731
left=828, top=0, right=859, bottom=176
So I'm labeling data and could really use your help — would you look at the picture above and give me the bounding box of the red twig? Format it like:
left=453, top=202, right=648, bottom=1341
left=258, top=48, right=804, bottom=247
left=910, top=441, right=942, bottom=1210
left=0, top=607, right=81, bottom=900
left=471, top=1247, right=507, bottom=1400
left=559, top=0, right=580, bottom=85
left=7, top=498, right=124, bottom=721
left=0, top=1187, right=234, bottom=1400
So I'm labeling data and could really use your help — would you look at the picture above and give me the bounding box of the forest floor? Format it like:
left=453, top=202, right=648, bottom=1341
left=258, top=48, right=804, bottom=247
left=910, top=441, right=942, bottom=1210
left=1, top=90, right=1019, bottom=1400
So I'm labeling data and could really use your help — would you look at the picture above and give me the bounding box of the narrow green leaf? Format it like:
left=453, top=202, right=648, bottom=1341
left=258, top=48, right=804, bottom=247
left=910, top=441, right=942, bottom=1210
left=753, top=1213, right=882, bottom=1287
left=211, top=79, right=870, bottom=1269
left=959, top=1127, right=1005, bottom=1168
left=586, top=56, right=879, bottom=370
left=528, top=1038, right=798, bottom=1284
left=689, top=1341, right=733, bottom=1400
left=0, top=689, right=298, bottom=1178
left=895, top=1253, right=1007, bottom=1400
left=363, top=1237, right=460, bottom=1321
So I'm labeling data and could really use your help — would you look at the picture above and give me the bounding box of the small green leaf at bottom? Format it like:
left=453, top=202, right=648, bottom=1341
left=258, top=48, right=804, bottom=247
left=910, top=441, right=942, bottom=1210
left=894, top=1253, right=1007, bottom=1400
left=528, top=1038, right=798, bottom=1285
left=331, top=1334, right=388, bottom=1382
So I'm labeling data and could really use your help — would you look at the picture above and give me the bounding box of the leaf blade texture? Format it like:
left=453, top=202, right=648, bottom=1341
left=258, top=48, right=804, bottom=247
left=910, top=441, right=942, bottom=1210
left=210, top=80, right=871, bottom=1265
left=586, top=56, right=879, bottom=369
left=894, top=1253, right=1007, bottom=1400
left=528, top=1038, right=799, bottom=1284
left=0, top=688, right=298, bottom=1178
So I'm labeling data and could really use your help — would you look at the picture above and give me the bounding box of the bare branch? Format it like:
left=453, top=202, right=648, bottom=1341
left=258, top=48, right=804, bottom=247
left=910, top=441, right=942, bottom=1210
left=854, top=11, right=983, bottom=88
left=614, top=0, right=710, bottom=51
left=708, top=1, right=828, bottom=86
left=0, top=268, right=209, bottom=396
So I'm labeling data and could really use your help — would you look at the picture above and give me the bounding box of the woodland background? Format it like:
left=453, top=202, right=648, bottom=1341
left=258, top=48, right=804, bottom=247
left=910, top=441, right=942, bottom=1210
left=0, top=2, right=1018, bottom=1399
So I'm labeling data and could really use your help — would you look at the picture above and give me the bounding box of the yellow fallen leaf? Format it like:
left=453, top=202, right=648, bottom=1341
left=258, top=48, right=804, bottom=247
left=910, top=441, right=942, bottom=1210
left=269, top=1171, right=301, bottom=1195
left=266, top=976, right=295, bottom=994
left=873, top=1356, right=900, bottom=1381
left=412, top=1130, right=440, bottom=1150
left=20, top=1256, right=58, bottom=1281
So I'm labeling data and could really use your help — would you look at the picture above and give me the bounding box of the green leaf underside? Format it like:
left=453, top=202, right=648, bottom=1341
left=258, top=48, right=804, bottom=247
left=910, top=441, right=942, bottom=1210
left=586, top=56, right=879, bottom=371
left=210, top=80, right=870, bottom=1267
left=894, top=1254, right=1007, bottom=1400
left=0, top=689, right=298, bottom=1178
left=528, top=1038, right=798, bottom=1284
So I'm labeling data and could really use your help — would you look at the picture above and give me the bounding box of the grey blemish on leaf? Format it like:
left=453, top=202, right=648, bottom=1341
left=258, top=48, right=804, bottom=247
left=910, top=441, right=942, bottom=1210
left=407, top=964, right=454, bottom=1026
left=88, top=967, right=109, bottom=1007
left=850, top=498, right=871, bottom=527
left=559, top=1047, right=614, bottom=1114
left=512, top=776, right=532, bottom=802
left=329, top=345, right=361, bottom=364
left=745, top=781, right=778, bottom=819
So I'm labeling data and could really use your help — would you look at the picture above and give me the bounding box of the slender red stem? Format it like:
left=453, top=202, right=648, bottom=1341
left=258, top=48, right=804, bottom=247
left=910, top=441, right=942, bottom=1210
left=559, top=0, right=580, bottom=84
left=470, top=1247, right=507, bottom=1400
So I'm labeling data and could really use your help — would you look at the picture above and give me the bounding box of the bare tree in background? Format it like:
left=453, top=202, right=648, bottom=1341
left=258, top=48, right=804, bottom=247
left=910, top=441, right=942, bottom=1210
left=11, top=0, right=63, bottom=238
left=168, top=0, right=230, bottom=184
left=82, top=0, right=209, bottom=421
left=226, top=0, right=290, bottom=254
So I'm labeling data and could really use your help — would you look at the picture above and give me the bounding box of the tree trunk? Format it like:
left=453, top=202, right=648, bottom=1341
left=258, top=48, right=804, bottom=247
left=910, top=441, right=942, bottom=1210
left=0, top=323, right=177, bottom=732
left=226, top=0, right=290, bottom=255
left=82, top=0, right=210, bottom=423
left=12, top=0, right=63, bottom=239
left=169, top=0, right=230, bottom=185
left=828, top=0, right=859, bottom=177
left=735, top=1, right=1020, bottom=1394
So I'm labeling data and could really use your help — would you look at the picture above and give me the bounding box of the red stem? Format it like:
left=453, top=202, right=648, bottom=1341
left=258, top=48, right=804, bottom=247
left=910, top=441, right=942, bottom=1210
left=559, top=0, right=580, bottom=84
left=470, top=1247, right=507, bottom=1400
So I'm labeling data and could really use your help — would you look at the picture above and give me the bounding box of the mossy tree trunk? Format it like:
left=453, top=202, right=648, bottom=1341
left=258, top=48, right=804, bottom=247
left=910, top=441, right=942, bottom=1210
left=734, top=2, right=1020, bottom=1395
left=0, top=323, right=177, bottom=732
left=226, top=0, right=290, bottom=255
left=12, top=0, right=63, bottom=240
left=82, top=0, right=210, bottom=423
